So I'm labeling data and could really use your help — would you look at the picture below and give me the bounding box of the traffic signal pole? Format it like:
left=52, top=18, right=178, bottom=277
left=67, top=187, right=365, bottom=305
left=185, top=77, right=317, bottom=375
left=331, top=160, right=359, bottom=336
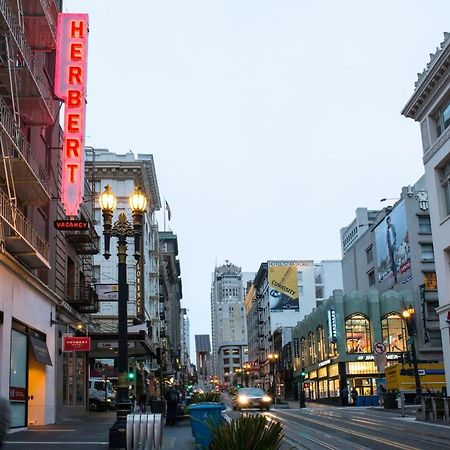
left=299, top=368, right=306, bottom=408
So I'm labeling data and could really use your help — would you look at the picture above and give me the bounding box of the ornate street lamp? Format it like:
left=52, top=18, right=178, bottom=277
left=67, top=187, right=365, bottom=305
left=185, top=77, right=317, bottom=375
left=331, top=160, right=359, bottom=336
left=268, top=353, right=279, bottom=401
left=402, top=305, right=422, bottom=403
left=99, top=184, right=147, bottom=449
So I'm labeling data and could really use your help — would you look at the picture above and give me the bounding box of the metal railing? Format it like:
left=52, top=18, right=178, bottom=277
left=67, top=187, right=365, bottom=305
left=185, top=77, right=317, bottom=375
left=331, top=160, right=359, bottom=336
left=0, top=189, right=49, bottom=260
left=0, top=0, right=53, bottom=113
left=418, top=396, right=450, bottom=422
left=0, top=96, right=50, bottom=191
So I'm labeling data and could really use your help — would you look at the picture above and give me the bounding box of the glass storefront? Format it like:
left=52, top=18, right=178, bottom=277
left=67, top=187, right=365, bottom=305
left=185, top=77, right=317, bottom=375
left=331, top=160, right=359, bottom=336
left=345, top=314, right=372, bottom=353
left=381, top=313, right=407, bottom=352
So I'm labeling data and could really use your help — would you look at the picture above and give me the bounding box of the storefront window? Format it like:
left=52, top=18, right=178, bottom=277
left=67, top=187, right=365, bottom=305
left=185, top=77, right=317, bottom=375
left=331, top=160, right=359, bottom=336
left=317, top=327, right=325, bottom=361
left=347, top=361, right=377, bottom=374
left=10, top=329, right=27, bottom=428
left=308, top=332, right=316, bottom=365
left=328, top=378, right=339, bottom=398
left=381, top=313, right=407, bottom=352
left=345, top=313, right=372, bottom=353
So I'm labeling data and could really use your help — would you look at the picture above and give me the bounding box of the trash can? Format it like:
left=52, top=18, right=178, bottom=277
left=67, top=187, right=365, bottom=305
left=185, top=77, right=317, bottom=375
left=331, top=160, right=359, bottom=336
left=188, top=402, right=226, bottom=448
left=383, top=392, right=398, bottom=409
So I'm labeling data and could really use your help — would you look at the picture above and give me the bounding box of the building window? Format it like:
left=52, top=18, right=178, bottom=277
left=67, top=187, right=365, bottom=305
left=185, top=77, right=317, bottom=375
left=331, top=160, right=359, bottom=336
left=440, top=161, right=450, bottom=216
left=308, top=332, right=316, bottom=365
left=297, top=271, right=303, bottom=283
left=381, top=313, right=407, bottom=352
left=368, top=270, right=375, bottom=286
left=423, top=271, right=437, bottom=290
left=300, top=337, right=306, bottom=369
left=366, top=245, right=373, bottom=264
left=317, top=327, right=325, bottom=361
left=421, top=244, right=435, bottom=262
left=315, top=286, right=323, bottom=299
left=418, top=216, right=431, bottom=233
left=345, top=313, right=371, bottom=353
left=436, top=99, right=450, bottom=137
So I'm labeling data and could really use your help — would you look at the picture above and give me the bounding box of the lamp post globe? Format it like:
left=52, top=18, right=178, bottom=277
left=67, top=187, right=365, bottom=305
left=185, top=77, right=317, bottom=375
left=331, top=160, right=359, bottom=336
left=129, top=186, right=147, bottom=213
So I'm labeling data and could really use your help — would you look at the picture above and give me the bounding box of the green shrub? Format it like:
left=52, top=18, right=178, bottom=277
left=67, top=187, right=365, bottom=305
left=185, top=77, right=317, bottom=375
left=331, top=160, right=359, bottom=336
left=191, top=392, right=222, bottom=403
left=209, top=414, right=283, bottom=450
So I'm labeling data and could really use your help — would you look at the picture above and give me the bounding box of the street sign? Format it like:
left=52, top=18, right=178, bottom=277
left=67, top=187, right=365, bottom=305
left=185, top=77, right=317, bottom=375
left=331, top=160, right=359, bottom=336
left=63, top=336, right=91, bottom=352
left=373, top=342, right=387, bottom=355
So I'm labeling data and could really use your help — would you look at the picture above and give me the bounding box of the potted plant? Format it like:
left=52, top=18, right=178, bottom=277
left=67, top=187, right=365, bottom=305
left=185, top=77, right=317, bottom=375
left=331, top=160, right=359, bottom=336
left=209, top=414, right=283, bottom=450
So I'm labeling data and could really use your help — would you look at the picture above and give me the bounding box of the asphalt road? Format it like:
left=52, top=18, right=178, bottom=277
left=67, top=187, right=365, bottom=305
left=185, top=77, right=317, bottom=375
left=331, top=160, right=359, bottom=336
left=258, top=406, right=450, bottom=449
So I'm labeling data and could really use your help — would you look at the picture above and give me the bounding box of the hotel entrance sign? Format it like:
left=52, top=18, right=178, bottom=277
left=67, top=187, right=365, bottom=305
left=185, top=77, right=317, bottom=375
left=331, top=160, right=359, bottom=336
left=55, top=13, right=89, bottom=217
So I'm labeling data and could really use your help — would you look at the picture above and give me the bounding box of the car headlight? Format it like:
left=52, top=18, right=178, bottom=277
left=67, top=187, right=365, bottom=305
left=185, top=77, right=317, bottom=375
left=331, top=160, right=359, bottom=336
left=238, top=395, right=249, bottom=404
left=107, top=398, right=111, bottom=402
left=262, top=396, right=271, bottom=402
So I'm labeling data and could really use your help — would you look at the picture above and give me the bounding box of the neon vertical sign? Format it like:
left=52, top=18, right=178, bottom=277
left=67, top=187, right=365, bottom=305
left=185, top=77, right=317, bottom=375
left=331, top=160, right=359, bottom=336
left=55, top=14, right=88, bottom=217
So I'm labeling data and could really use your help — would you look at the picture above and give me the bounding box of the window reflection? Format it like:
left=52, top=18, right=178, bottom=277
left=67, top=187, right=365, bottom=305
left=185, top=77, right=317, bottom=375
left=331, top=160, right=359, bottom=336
left=381, top=312, right=407, bottom=352
left=345, top=313, right=371, bottom=353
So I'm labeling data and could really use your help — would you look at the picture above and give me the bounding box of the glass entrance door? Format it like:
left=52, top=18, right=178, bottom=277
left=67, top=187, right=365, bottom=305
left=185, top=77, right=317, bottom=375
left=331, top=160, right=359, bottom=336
left=10, top=329, right=28, bottom=427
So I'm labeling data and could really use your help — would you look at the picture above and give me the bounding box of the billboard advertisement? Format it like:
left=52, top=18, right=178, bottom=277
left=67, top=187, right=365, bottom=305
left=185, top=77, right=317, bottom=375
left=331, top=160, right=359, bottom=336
left=374, top=200, right=411, bottom=289
left=268, top=262, right=299, bottom=311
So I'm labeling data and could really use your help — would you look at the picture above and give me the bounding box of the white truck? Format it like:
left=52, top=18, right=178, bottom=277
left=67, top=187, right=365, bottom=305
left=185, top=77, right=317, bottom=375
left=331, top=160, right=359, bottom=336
left=89, top=378, right=116, bottom=411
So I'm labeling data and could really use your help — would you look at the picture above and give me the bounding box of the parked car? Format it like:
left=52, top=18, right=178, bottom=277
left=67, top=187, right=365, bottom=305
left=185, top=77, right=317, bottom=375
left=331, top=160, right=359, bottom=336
left=233, top=387, right=272, bottom=411
left=89, top=378, right=116, bottom=411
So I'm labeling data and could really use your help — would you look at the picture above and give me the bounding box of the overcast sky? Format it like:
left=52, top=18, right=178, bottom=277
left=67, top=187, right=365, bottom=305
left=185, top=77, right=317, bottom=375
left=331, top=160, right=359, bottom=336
left=65, top=0, right=450, bottom=357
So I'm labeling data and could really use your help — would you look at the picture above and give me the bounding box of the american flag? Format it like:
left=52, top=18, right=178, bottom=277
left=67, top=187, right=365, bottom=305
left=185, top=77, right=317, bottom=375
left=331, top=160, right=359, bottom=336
left=165, top=200, right=172, bottom=221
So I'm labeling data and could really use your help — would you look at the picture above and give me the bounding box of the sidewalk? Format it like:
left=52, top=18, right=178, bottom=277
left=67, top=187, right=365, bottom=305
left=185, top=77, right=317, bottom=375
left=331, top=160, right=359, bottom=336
left=4, top=411, right=195, bottom=450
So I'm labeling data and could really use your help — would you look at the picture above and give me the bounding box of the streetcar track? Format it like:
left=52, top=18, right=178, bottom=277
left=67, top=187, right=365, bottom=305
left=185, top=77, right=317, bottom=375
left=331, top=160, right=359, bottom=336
left=269, top=410, right=423, bottom=450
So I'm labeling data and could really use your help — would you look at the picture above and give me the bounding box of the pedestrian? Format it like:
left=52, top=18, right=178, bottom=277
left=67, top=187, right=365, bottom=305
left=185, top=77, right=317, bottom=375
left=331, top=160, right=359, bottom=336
left=0, top=397, right=10, bottom=446
left=351, top=387, right=358, bottom=406
left=164, top=386, right=180, bottom=426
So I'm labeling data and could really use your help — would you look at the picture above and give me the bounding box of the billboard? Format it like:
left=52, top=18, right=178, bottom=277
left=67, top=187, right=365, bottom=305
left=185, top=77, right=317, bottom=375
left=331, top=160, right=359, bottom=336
left=268, top=262, right=299, bottom=311
left=374, top=200, right=411, bottom=289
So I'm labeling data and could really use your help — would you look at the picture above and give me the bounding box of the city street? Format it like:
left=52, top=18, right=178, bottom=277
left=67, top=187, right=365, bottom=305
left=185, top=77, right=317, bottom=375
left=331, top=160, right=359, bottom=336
left=264, top=405, right=450, bottom=449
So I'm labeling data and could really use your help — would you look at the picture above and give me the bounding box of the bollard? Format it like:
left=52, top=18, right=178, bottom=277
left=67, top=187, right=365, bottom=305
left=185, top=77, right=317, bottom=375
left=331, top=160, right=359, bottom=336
left=431, top=398, right=437, bottom=421
left=126, top=413, right=163, bottom=449
left=399, top=391, right=405, bottom=417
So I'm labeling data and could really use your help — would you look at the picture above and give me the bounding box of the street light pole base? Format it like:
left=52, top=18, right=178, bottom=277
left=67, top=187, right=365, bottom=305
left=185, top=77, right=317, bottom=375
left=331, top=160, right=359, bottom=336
left=109, top=421, right=127, bottom=449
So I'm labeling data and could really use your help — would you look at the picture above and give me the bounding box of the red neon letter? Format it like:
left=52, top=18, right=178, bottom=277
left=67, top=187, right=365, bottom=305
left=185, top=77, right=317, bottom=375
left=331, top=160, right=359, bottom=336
left=67, top=113, right=81, bottom=133
left=67, top=90, right=82, bottom=107
left=70, top=43, right=83, bottom=61
left=66, top=164, right=79, bottom=183
left=68, top=66, right=82, bottom=84
left=70, top=20, right=84, bottom=38
left=65, top=138, right=80, bottom=158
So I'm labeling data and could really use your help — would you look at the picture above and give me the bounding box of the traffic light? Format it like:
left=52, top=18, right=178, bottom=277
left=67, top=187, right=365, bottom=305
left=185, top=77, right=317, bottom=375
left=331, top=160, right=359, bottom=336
left=128, top=369, right=135, bottom=381
left=300, top=368, right=306, bottom=379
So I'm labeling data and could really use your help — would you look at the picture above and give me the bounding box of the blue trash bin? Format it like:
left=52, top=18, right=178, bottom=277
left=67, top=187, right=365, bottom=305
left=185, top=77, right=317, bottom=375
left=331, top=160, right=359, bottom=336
left=356, top=396, right=364, bottom=407
left=188, top=402, right=226, bottom=449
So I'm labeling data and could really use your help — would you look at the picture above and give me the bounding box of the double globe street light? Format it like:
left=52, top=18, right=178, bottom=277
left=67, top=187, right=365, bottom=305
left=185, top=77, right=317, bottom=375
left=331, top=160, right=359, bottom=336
left=98, top=184, right=147, bottom=449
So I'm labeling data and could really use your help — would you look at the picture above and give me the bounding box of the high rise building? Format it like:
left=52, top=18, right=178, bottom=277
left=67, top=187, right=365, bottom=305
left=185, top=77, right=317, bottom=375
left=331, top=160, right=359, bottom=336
left=402, top=32, right=450, bottom=391
left=210, top=262, right=250, bottom=382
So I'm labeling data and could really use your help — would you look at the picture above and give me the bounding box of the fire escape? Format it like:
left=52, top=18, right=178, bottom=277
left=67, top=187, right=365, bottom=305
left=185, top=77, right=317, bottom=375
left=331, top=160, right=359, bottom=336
left=0, top=0, right=57, bottom=269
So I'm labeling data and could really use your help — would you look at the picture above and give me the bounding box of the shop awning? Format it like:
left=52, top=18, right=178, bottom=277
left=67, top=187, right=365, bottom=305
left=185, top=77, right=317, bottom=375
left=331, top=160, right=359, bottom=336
left=29, top=335, right=52, bottom=366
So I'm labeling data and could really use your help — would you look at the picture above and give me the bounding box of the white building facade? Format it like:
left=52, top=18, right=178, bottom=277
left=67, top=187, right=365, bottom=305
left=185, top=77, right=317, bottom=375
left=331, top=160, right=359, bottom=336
left=402, top=32, right=450, bottom=391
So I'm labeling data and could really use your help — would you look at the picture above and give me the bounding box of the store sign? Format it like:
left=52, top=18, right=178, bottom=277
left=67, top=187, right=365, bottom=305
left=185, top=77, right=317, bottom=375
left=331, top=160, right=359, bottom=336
left=135, top=256, right=144, bottom=319
left=293, top=337, right=300, bottom=358
left=327, top=309, right=337, bottom=342
left=55, top=13, right=89, bottom=217
left=9, top=386, right=26, bottom=401
left=63, top=336, right=91, bottom=352
left=96, top=284, right=119, bottom=301
left=356, top=354, right=400, bottom=361
left=54, top=219, right=88, bottom=230
left=318, top=358, right=331, bottom=368
left=97, top=341, right=136, bottom=349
